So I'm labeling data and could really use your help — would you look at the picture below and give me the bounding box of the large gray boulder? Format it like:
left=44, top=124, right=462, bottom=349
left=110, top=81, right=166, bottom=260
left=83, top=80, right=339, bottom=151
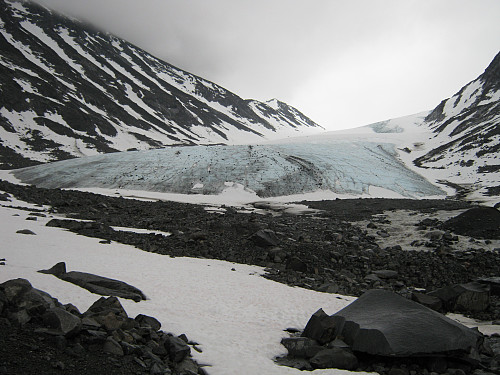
left=61, top=271, right=146, bottom=302
left=39, top=262, right=146, bottom=302
left=332, top=289, right=482, bottom=357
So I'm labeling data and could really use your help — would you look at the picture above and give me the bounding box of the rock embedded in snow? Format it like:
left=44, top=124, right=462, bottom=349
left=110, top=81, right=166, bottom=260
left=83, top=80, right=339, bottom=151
left=280, top=289, right=492, bottom=372
left=332, top=289, right=482, bottom=357
left=38, top=262, right=146, bottom=302
left=301, top=308, right=342, bottom=344
left=16, top=229, right=36, bottom=235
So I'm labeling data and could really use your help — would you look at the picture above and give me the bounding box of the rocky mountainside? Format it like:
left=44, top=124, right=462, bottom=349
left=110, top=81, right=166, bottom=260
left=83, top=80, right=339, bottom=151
left=414, top=51, right=500, bottom=199
left=0, top=0, right=322, bottom=168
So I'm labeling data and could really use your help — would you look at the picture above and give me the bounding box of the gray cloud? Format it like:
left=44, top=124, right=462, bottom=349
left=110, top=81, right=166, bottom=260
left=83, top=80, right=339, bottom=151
left=31, top=0, right=500, bottom=130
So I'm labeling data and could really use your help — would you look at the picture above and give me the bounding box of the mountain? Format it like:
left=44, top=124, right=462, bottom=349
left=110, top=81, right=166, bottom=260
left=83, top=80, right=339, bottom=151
left=9, top=52, right=499, bottom=204
left=0, top=0, right=323, bottom=169
left=411, top=52, right=500, bottom=200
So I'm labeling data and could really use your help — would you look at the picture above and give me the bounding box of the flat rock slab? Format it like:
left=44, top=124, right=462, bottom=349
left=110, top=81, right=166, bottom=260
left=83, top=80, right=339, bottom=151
left=39, top=263, right=146, bottom=302
left=332, top=289, right=482, bottom=357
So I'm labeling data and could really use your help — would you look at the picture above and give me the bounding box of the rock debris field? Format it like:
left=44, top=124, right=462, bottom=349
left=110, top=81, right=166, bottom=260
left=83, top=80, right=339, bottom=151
left=1, top=179, right=500, bottom=375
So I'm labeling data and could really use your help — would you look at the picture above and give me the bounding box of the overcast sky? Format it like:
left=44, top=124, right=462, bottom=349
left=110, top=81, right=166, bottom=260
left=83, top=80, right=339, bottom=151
left=32, top=0, right=500, bottom=131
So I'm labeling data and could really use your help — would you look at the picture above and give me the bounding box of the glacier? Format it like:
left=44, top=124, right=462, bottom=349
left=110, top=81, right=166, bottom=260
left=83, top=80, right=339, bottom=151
left=12, top=138, right=444, bottom=199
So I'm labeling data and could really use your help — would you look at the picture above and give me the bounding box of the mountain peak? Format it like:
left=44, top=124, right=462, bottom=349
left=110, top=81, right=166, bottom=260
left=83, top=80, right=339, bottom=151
left=480, top=51, right=500, bottom=90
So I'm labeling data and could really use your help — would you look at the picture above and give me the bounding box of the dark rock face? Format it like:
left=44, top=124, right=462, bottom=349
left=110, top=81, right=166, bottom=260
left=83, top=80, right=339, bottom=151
left=38, top=262, right=146, bottom=302
left=0, top=278, right=203, bottom=375
left=332, top=290, right=482, bottom=357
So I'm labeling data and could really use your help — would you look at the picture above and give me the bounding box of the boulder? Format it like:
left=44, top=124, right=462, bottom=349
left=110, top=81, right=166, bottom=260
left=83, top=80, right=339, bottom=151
left=165, top=335, right=191, bottom=363
left=0, top=278, right=33, bottom=303
left=302, top=308, right=343, bottom=345
left=281, top=337, right=324, bottom=358
left=373, top=270, right=398, bottom=279
left=61, top=271, right=146, bottom=301
left=251, top=229, right=279, bottom=247
left=38, top=262, right=66, bottom=277
left=103, top=337, right=124, bottom=356
left=275, top=356, right=313, bottom=371
left=16, top=229, right=36, bottom=235
left=411, top=291, right=443, bottom=311
left=0, top=290, right=5, bottom=314
left=39, top=263, right=146, bottom=301
left=85, top=296, right=128, bottom=317
left=309, top=348, right=358, bottom=370
left=477, top=277, right=500, bottom=296
left=42, top=307, right=81, bottom=336
left=332, top=289, right=482, bottom=357
left=135, top=314, right=161, bottom=331
left=441, top=207, right=500, bottom=239
left=175, top=358, right=200, bottom=375
left=92, top=311, right=125, bottom=332
left=428, top=282, right=490, bottom=312
left=18, top=288, right=58, bottom=316
left=286, top=257, right=308, bottom=273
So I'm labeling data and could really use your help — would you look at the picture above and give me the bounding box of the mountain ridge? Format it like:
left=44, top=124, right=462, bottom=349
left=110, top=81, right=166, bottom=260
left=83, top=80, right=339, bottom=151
left=0, top=0, right=323, bottom=168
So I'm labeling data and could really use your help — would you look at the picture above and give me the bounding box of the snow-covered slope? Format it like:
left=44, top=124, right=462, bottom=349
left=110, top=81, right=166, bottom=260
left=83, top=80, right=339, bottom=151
left=412, top=52, right=500, bottom=201
left=0, top=0, right=322, bottom=168
left=0, top=193, right=355, bottom=375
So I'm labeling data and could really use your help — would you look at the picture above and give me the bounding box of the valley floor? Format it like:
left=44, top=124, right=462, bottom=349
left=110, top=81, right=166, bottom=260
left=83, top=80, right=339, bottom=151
left=1, top=180, right=499, bottom=374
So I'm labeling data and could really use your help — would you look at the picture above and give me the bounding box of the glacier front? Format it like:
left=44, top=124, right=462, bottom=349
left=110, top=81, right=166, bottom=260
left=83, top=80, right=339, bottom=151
left=12, top=140, right=444, bottom=199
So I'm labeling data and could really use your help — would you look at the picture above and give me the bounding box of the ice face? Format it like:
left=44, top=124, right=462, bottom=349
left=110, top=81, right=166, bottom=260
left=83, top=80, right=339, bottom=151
left=13, top=140, right=444, bottom=199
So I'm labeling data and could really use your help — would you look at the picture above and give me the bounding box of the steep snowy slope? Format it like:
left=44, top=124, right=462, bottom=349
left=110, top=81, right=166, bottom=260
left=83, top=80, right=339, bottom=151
left=410, top=52, right=500, bottom=201
left=0, top=0, right=322, bottom=168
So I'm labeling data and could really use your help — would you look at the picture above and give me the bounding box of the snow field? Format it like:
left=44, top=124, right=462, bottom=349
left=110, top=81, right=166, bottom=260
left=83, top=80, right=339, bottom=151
left=0, top=195, right=357, bottom=375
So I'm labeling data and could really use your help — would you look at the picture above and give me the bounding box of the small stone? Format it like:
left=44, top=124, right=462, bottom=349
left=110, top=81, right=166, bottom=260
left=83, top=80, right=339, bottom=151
left=373, top=269, right=398, bottom=279
left=16, top=229, right=36, bottom=235
left=135, top=314, right=161, bottom=331
left=149, top=362, right=169, bottom=375
left=103, top=337, right=124, bottom=356
left=165, top=335, right=191, bottom=362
